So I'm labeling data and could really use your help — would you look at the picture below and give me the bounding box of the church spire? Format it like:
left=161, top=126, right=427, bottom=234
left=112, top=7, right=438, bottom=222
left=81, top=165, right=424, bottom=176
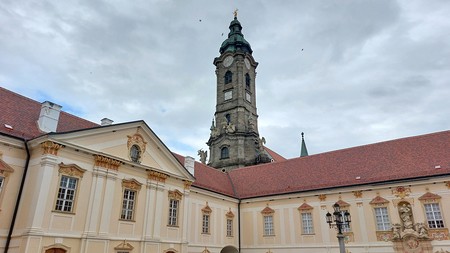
left=300, top=132, right=309, bottom=157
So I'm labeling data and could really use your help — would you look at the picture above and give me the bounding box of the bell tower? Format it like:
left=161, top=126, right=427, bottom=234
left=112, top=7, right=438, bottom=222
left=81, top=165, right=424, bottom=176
left=207, top=14, right=271, bottom=171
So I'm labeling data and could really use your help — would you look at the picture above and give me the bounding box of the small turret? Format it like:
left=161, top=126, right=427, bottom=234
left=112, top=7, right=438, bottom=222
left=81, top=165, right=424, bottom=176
left=300, top=132, right=309, bottom=157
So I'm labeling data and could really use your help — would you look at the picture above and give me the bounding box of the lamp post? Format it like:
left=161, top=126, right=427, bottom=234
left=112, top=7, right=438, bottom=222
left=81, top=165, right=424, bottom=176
left=326, top=203, right=351, bottom=253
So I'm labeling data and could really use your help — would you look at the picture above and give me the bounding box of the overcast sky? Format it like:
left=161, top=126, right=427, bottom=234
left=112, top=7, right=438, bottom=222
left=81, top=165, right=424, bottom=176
left=1, top=0, right=449, bottom=161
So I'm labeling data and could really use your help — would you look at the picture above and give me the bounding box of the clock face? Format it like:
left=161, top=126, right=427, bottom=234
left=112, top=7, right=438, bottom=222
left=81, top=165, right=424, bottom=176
left=223, top=56, right=234, bottom=67
left=244, top=58, right=250, bottom=69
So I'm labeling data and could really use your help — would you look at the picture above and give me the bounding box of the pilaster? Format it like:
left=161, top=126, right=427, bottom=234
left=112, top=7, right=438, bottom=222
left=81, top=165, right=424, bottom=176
left=98, top=169, right=118, bottom=236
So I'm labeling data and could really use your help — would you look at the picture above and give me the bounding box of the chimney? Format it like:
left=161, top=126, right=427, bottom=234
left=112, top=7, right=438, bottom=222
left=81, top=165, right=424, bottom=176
left=184, top=156, right=195, bottom=176
left=101, top=118, right=114, bottom=126
left=38, top=101, right=62, bottom=133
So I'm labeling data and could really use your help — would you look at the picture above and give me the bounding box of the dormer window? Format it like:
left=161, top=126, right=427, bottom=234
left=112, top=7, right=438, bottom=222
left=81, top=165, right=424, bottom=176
left=225, top=71, right=233, bottom=84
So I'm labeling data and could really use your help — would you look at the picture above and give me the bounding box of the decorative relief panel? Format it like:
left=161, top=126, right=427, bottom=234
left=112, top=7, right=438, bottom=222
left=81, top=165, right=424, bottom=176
left=298, top=202, right=313, bottom=212
left=148, top=170, right=168, bottom=182
left=353, top=190, right=362, bottom=198
left=370, top=195, right=389, bottom=206
left=261, top=204, right=274, bottom=215
left=202, top=202, right=212, bottom=214
left=184, top=180, right=192, bottom=190
left=94, top=155, right=121, bottom=170
left=376, top=231, right=394, bottom=242
left=168, top=189, right=183, bottom=200
left=392, top=186, right=411, bottom=199
left=0, top=159, right=14, bottom=176
left=58, top=163, right=86, bottom=178
left=318, top=194, right=326, bottom=201
left=122, top=178, right=142, bottom=191
left=418, top=191, right=441, bottom=203
left=41, top=141, right=62, bottom=155
left=226, top=208, right=235, bottom=218
left=127, top=132, right=147, bottom=152
left=429, top=228, right=449, bottom=241
left=114, top=240, right=134, bottom=251
left=344, top=232, right=354, bottom=243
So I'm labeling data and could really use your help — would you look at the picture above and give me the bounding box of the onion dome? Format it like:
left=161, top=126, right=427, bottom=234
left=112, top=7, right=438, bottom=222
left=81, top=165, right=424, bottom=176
left=219, top=17, right=253, bottom=54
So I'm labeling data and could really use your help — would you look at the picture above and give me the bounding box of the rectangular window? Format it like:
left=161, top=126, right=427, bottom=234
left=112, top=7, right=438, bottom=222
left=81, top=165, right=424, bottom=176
left=121, top=189, right=136, bottom=220
left=55, top=175, right=78, bottom=212
left=374, top=207, right=391, bottom=231
left=424, top=203, right=445, bottom=228
left=202, top=214, right=210, bottom=234
left=263, top=215, right=274, bottom=236
left=168, top=199, right=179, bottom=226
left=301, top=212, right=314, bottom=234
left=226, top=218, right=233, bottom=237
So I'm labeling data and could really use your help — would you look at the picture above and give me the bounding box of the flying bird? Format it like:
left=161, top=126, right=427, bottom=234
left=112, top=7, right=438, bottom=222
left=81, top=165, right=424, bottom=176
left=199, top=19, right=202, bottom=22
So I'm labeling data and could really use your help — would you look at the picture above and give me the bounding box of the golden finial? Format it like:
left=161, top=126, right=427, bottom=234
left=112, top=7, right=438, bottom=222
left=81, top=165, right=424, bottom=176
left=233, top=8, right=239, bottom=18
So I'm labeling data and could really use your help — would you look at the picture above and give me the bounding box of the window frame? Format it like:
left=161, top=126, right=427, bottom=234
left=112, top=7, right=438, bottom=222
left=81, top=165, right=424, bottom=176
left=373, top=206, right=391, bottom=231
left=168, top=198, right=179, bottom=226
left=224, top=71, right=233, bottom=84
left=226, top=218, right=233, bottom=237
left=263, top=215, right=275, bottom=236
left=424, top=203, right=445, bottom=229
left=301, top=212, right=314, bottom=235
left=221, top=147, right=230, bottom=159
left=202, top=213, right=210, bottom=234
left=130, top=144, right=141, bottom=163
left=167, top=189, right=183, bottom=227
left=54, top=175, right=79, bottom=213
left=121, top=188, right=137, bottom=221
left=53, top=164, right=85, bottom=214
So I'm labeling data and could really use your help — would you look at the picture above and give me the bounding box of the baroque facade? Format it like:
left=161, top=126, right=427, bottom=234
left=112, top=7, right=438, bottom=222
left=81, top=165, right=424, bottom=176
left=0, top=16, right=450, bottom=253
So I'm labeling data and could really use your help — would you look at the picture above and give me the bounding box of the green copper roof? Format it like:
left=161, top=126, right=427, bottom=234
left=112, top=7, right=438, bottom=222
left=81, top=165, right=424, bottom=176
left=300, top=132, right=309, bottom=157
left=219, top=17, right=253, bottom=54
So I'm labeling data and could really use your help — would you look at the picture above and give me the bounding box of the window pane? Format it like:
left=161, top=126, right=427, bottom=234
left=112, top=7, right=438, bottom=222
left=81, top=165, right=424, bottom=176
left=374, top=207, right=391, bottom=231
left=121, top=189, right=136, bottom=220
left=264, top=215, right=274, bottom=236
left=301, top=212, right=314, bottom=234
left=55, top=176, right=78, bottom=212
left=425, top=203, right=444, bottom=228
left=227, top=219, right=233, bottom=237
left=168, top=199, right=179, bottom=226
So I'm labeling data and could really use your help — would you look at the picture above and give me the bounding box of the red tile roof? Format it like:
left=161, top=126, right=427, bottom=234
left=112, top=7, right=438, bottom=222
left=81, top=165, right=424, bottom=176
left=172, top=154, right=236, bottom=197
left=228, top=130, right=450, bottom=199
left=0, top=87, right=99, bottom=140
left=264, top=146, right=286, bottom=162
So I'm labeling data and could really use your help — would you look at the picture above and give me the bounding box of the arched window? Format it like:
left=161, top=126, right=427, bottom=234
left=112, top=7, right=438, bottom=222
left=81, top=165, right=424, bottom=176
left=225, top=114, right=231, bottom=124
left=224, top=71, right=233, bottom=84
left=130, top=145, right=141, bottom=163
left=245, top=73, right=251, bottom=90
left=221, top=147, right=229, bottom=159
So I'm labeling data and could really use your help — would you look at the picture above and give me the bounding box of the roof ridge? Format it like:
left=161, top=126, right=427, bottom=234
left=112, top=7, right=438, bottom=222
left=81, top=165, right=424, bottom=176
left=286, top=130, right=450, bottom=162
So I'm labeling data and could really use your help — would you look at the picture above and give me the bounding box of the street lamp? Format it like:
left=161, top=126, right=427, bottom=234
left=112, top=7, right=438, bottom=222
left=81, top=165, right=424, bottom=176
left=326, top=203, right=351, bottom=253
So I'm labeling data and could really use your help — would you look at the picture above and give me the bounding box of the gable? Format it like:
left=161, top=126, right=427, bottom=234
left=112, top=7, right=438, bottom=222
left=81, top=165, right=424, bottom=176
left=47, top=121, right=193, bottom=181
